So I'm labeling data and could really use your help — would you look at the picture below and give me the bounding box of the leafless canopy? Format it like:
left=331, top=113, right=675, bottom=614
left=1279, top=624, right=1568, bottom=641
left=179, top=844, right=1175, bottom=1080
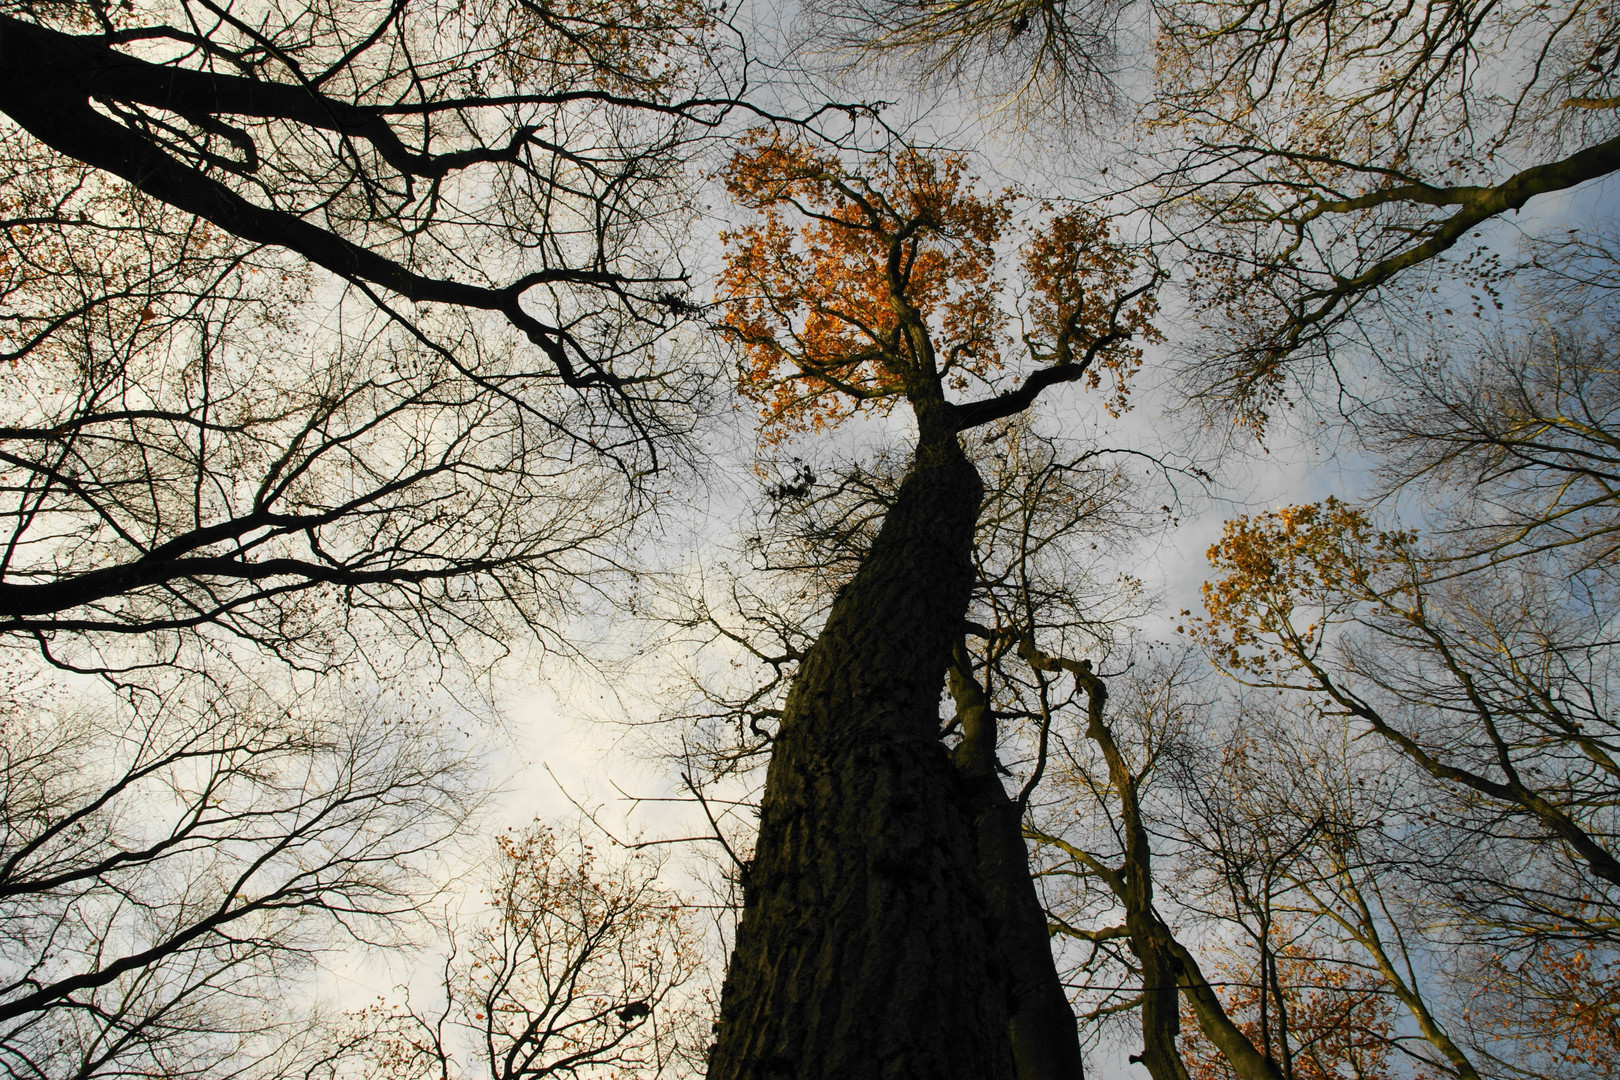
left=0, top=674, right=478, bottom=1080
left=1140, top=0, right=1620, bottom=426
left=806, top=0, right=1130, bottom=120
left=0, top=0, right=753, bottom=670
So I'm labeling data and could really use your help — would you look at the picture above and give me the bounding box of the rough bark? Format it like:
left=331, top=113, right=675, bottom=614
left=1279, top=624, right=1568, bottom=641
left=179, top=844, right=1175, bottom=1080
left=949, top=645, right=1087, bottom=1080
left=708, top=431, right=1017, bottom=1080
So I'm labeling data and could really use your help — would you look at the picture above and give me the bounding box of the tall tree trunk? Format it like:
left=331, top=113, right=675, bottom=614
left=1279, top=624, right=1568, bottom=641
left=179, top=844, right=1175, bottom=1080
left=707, top=431, right=1018, bottom=1080
left=950, top=646, right=1088, bottom=1080
left=1068, top=662, right=1192, bottom=1080
left=1041, top=651, right=1279, bottom=1080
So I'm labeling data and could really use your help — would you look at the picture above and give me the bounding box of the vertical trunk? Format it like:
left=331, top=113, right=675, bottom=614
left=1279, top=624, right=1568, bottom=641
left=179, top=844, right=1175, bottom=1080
left=1058, top=657, right=1281, bottom=1080
left=950, top=648, right=1087, bottom=1080
left=1089, top=682, right=1191, bottom=1080
left=1128, top=926, right=1193, bottom=1080
left=1333, top=873, right=1484, bottom=1080
left=708, top=433, right=1017, bottom=1080
left=973, top=789, right=1088, bottom=1080
left=1017, top=646, right=1188, bottom=1080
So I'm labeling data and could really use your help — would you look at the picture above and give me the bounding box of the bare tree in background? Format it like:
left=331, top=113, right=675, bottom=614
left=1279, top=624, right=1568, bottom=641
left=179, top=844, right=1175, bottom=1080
left=1198, top=506, right=1620, bottom=946
left=808, top=0, right=1133, bottom=119
left=1140, top=0, right=1620, bottom=425
left=1159, top=693, right=1491, bottom=1080
left=0, top=667, right=478, bottom=1080
left=332, top=820, right=711, bottom=1080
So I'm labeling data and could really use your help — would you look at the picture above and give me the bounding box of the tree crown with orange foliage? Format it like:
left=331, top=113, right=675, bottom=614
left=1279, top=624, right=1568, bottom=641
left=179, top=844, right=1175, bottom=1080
left=718, top=131, right=1161, bottom=443
left=1190, top=498, right=1418, bottom=679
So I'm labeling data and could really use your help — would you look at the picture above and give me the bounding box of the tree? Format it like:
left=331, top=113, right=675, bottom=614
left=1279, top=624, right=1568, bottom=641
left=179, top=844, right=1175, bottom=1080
left=1016, top=648, right=1310, bottom=1080
left=705, top=130, right=1161, bottom=1078
left=804, top=0, right=1620, bottom=430
left=806, top=0, right=1133, bottom=119
left=1196, top=497, right=1620, bottom=929
left=1176, top=939, right=1400, bottom=1080
left=1141, top=0, right=1620, bottom=422
left=1156, top=689, right=1492, bottom=1080
left=0, top=0, right=735, bottom=671
left=1183, top=299, right=1620, bottom=1074
left=334, top=821, right=710, bottom=1080
left=696, top=132, right=1166, bottom=1080
left=0, top=666, right=477, bottom=1080
left=635, top=417, right=1165, bottom=1021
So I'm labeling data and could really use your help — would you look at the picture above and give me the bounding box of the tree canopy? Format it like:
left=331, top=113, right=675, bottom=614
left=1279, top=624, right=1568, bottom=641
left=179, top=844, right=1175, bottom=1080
left=5, top=1, right=1620, bottom=1079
